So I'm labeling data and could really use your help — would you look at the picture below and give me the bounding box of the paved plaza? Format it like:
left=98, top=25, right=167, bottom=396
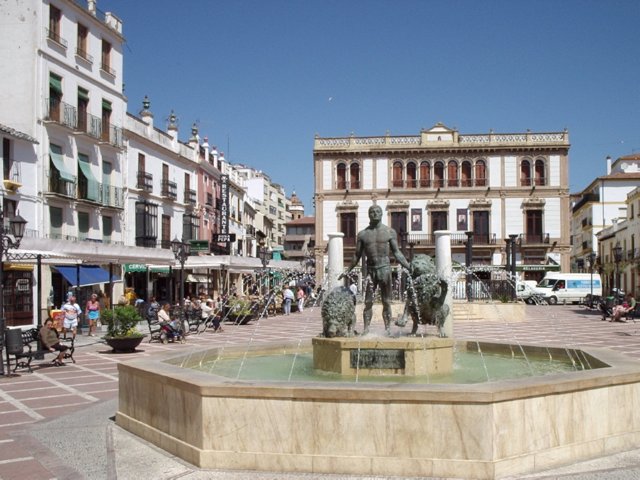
left=1, top=304, right=640, bottom=479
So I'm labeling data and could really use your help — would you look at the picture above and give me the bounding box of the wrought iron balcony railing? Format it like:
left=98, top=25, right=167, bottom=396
left=161, top=180, right=177, bottom=199
left=45, top=98, right=76, bottom=129
left=137, top=171, right=153, bottom=191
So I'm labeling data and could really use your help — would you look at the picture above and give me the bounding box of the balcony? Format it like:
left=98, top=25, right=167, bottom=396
left=161, top=179, right=177, bottom=199
left=400, top=233, right=468, bottom=247
left=137, top=171, right=153, bottom=191
left=47, top=171, right=77, bottom=198
left=75, top=47, right=93, bottom=64
left=102, top=123, right=123, bottom=147
left=98, top=184, right=124, bottom=208
left=45, top=27, right=67, bottom=48
left=100, top=62, right=116, bottom=77
left=473, top=233, right=497, bottom=245
left=520, top=233, right=550, bottom=245
left=45, top=98, right=76, bottom=129
left=183, top=189, right=196, bottom=205
left=135, top=237, right=157, bottom=248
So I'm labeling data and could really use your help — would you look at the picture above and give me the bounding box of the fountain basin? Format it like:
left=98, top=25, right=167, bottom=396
left=116, top=341, right=640, bottom=479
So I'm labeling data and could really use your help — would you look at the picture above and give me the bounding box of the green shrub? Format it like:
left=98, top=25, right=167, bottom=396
left=102, top=305, right=143, bottom=338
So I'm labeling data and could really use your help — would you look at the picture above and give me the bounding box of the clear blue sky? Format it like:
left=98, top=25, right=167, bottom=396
left=105, top=0, right=639, bottom=211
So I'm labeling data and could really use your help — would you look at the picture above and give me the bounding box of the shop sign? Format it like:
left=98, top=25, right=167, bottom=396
left=124, top=263, right=147, bottom=273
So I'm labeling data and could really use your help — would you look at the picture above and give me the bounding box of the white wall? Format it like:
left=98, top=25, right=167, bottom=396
left=491, top=201, right=501, bottom=238
left=505, top=198, right=524, bottom=235
left=504, top=156, right=516, bottom=187
left=322, top=200, right=339, bottom=241
left=376, top=158, right=388, bottom=189
left=322, top=160, right=332, bottom=190
left=489, top=156, right=501, bottom=187
left=549, top=155, right=560, bottom=186
left=544, top=197, right=561, bottom=237
left=363, top=158, right=373, bottom=189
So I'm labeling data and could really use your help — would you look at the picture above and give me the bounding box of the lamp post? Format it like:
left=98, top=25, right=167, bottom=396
left=613, top=242, right=623, bottom=298
left=171, top=237, right=190, bottom=308
left=258, top=240, right=270, bottom=294
left=220, top=264, right=227, bottom=297
left=588, top=252, right=597, bottom=300
left=509, top=234, right=519, bottom=301
left=0, top=210, right=27, bottom=376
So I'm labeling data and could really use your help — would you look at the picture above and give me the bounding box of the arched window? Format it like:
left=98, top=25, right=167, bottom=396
left=520, top=159, right=531, bottom=186
left=406, top=162, right=417, bottom=188
left=461, top=161, right=472, bottom=187
left=475, top=160, right=486, bottom=187
left=433, top=162, right=444, bottom=188
left=447, top=161, right=459, bottom=187
left=350, top=163, right=360, bottom=189
left=419, top=161, right=430, bottom=187
left=392, top=161, right=403, bottom=188
left=336, top=163, right=347, bottom=189
left=534, top=159, right=545, bottom=186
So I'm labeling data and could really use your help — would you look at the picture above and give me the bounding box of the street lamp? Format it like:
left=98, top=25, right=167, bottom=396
left=587, top=252, right=597, bottom=300
left=220, top=264, right=227, bottom=297
left=613, top=242, right=623, bottom=298
left=0, top=210, right=27, bottom=376
left=258, top=240, right=270, bottom=294
left=171, top=237, right=190, bottom=308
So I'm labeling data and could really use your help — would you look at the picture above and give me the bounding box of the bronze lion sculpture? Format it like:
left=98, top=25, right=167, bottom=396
left=395, top=254, right=449, bottom=337
left=321, top=287, right=356, bottom=337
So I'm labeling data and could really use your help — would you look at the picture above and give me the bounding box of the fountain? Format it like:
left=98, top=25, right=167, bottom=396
left=116, top=226, right=640, bottom=479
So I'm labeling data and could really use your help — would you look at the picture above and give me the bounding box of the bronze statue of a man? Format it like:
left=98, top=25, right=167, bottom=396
left=340, top=205, right=410, bottom=334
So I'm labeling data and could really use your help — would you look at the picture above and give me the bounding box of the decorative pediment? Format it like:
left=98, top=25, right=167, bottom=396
left=386, top=200, right=409, bottom=211
left=427, top=199, right=450, bottom=211
left=522, top=197, right=546, bottom=210
left=469, top=198, right=492, bottom=210
left=336, top=199, right=358, bottom=212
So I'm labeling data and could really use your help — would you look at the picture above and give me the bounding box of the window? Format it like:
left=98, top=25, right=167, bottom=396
left=102, top=215, right=112, bottom=243
left=78, top=211, right=89, bottom=240
left=48, top=73, right=63, bottom=122
left=3, top=138, right=11, bottom=181
left=77, top=87, right=89, bottom=132
left=431, top=211, right=448, bottom=232
left=521, top=160, right=531, bottom=186
left=349, top=163, right=360, bottom=189
left=475, top=160, right=486, bottom=187
left=472, top=211, right=490, bottom=244
left=161, top=215, right=171, bottom=249
left=340, top=212, right=356, bottom=246
left=50, top=206, right=63, bottom=239
left=48, top=5, right=62, bottom=43
left=183, top=213, right=200, bottom=241
left=534, top=159, right=545, bottom=186
left=336, top=163, right=346, bottom=189
left=135, top=201, right=158, bottom=247
left=433, top=162, right=444, bottom=188
left=101, top=39, right=112, bottom=73
left=206, top=193, right=213, bottom=206
left=76, top=24, right=90, bottom=61
left=447, top=161, right=458, bottom=187
left=525, top=209, right=543, bottom=243
left=406, top=162, right=417, bottom=188
left=392, top=161, right=403, bottom=188
left=101, top=99, right=112, bottom=141
left=391, top=212, right=407, bottom=240
left=461, top=161, right=472, bottom=187
left=419, top=161, right=430, bottom=187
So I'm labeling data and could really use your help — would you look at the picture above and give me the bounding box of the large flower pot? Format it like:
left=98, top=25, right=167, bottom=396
left=105, top=336, right=145, bottom=353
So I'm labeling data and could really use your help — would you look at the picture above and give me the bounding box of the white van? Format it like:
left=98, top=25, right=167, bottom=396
left=534, top=273, right=602, bottom=305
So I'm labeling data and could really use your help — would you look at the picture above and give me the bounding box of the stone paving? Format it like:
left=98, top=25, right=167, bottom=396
left=0, top=303, right=639, bottom=479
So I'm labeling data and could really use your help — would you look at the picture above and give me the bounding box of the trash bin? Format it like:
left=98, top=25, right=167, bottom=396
left=5, top=328, right=23, bottom=355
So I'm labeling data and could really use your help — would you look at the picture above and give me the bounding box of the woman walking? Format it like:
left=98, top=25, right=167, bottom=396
left=85, top=293, right=101, bottom=337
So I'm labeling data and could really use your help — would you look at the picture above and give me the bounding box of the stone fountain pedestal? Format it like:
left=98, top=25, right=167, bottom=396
left=312, top=336, right=454, bottom=376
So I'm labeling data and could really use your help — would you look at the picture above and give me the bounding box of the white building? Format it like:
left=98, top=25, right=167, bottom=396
left=314, top=124, right=571, bottom=284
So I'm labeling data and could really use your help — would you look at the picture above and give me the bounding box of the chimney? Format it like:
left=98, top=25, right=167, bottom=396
left=167, top=110, right=178, bottom=141
left=87, top=0, right=97, bottom=15
left=606, top=155, right=612, bottom=175
left=202, top=136, right=210, bottom=160
left=140, top=96, right=153, bottom=129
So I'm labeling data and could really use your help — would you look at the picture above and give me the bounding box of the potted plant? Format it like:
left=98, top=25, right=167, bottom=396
left=102, top=305, right=145, bottom=352
left=226, top=297, right=257, bottom=325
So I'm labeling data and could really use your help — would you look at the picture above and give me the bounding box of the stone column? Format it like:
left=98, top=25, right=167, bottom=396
left=435, top=230, right=454, bottom=338
left=327, top=233, right=344, bottom=292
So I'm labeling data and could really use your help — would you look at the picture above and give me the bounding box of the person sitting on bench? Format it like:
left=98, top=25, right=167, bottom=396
left=39, top=318, right=69, bottom=366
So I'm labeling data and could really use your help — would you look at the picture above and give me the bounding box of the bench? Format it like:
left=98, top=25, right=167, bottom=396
left=12, top=328, right=75, bottom=373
